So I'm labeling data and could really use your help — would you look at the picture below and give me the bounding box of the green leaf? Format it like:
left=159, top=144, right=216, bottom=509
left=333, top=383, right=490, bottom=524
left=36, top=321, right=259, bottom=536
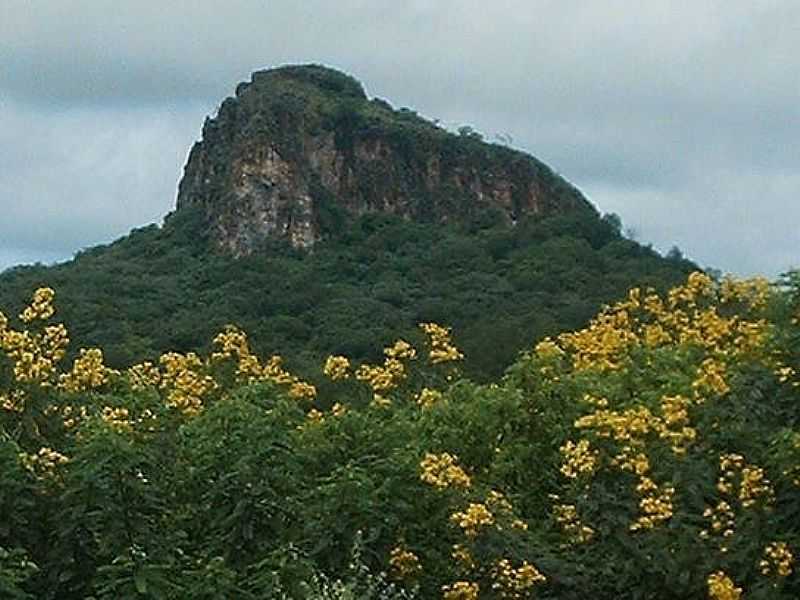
left=133, top=569, right=148, bottom=594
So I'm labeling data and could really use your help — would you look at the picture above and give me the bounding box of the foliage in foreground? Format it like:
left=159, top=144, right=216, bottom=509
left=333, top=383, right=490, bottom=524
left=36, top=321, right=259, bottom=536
left=1, top=270, right=800, bottom=599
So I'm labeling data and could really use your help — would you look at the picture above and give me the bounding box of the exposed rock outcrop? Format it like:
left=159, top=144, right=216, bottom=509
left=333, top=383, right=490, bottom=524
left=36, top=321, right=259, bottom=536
left=176, top=64, right=594, bottom=255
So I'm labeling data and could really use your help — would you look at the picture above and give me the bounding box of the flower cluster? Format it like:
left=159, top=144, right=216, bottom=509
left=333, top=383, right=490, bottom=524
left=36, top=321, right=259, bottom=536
left=491, top=558, right=546, bottom=599
left=1, top=322, right=69, bottom=386
left=388, top=545, right=421, bottom=579
left=559, top=439, right=599, bottom=479
left=323, top=355, right=351, bottom=380
left=419, top=453, right=471, bottom=490
left=759, top=541, right=794, bottom=577
left=159, top=351, right=217, bottom=416
left=700, top=500, right=736, bottom=548
left=612, top=446, right=650, bottom=476
left=557, top=308, right=638, bottom=371
left=384, top=339, right=417, bottom=360
left=719, top=275, right=770, bottom=309
left=657, top=394, right=696, bottom=454
left=354, top=339, right=419, bottom=396
left=370, top=393, right=392, bottom=408
left=692, top=358, right=730, bottom=399
left=740, top=465, right=773, bottom=508
left=211, top=325, right=262, bottom=381
left=101, top=406, right=133, bottom=432
left=416, top=387, right=443, bottom=408
left=441, top=581, right=479, bottom=600
left=548, top=272, right=770, bottom=376
left=306, top=408, right=324, bottom=424
left=58, top=348, right=116, bottom=393
left=211, top=326, right=317, bottom=398
left=19, top=446, right=70, bottom=480
left=1, top=389, right=26, bottom=413
left=574, top=406, right=656, bottom=442
left=19, top=287, right=56, bottom=323
left=355, top=360, right=405, bottom=393
left=450, top=503, right=494, bottom=537
left=287, top=380, right=317, bottom=400
left=126, top=361, right=161, bottom=390
left=551, top=501, right=594, bottom=544
left=707, top=571, right=742, bottom=600
left=419, top=322, right=463, bottom=364
left=717, top=453, right=774, bottom=508
left=50, top=403, right=90, bottom=430
left=98, top=405, right=158, bottom=433
left=629, top=476, right=675, bottom=531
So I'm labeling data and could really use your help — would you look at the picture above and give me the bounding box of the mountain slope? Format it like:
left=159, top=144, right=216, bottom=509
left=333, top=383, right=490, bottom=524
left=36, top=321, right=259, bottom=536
left=0, top=65, right=696, bottom=381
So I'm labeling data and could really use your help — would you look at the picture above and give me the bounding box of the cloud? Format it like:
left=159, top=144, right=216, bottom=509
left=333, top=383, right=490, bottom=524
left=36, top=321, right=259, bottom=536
left=0, top=1, right=797, bottom=276
left=0, top=99, right=202, bottom=258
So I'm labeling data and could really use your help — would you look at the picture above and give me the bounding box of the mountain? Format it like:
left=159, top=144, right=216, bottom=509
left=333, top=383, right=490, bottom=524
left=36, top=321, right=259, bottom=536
left=0, top=64, right=696, bottom=380
left=176, top=64, right=593, bottom=255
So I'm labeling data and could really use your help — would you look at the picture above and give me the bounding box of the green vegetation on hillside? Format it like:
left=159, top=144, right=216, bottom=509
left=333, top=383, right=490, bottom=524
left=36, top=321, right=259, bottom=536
left=1, top=271, right=799, bottom=599
left=0, top=207, right=694, bottom=382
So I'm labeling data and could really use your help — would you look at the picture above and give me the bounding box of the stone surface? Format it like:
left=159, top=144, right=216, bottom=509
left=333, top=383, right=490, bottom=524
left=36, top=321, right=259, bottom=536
left=176, top=64, right=595, bottom=255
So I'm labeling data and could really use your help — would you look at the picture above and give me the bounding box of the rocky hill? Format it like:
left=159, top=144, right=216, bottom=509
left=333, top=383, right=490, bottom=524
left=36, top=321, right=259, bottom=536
left=176, top=64, right=594, bottom=255
left=0, top=65, right=696, bottom=379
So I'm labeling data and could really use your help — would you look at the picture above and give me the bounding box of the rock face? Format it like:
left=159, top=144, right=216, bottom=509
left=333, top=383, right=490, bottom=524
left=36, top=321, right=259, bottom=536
left=176, top=64, right=594, bottom=255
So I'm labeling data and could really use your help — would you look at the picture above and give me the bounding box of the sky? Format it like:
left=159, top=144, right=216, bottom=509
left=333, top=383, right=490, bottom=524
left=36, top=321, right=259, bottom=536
left=1, top=1, right=798, bottom=278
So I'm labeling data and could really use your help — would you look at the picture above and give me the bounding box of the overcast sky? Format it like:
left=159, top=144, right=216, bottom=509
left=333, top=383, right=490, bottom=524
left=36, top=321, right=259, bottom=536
left=1, top=1, right=797, bottom=278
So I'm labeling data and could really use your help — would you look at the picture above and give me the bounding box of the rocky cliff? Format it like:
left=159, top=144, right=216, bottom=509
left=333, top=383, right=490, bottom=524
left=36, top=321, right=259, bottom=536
left=176, top=64, right=595, bottom=255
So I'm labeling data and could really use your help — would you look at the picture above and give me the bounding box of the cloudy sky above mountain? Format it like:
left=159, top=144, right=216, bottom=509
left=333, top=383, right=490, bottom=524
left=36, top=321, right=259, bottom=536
left=1, top=1, right=797, bottom=277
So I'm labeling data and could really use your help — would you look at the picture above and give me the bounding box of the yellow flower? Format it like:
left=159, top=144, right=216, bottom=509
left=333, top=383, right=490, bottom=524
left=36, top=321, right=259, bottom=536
left=159, top=351, right=217, bottom=416
left=760, top=541, right=794, bottom=577
left=420, top=453, right=471, bottom=490
left=58, top=348, right=117, bottom=393
left=127, top=361, right=161, bottom=390
left=388, top=545, right=421, bottom=579
left=19, top=287, right=56, bottom=323
left=420, top=322, right=463, bottom=364
left=442, top=581, right=479, bottom=600
left=101, top=406, right=133, bottom=432
left=559, top=439, right=599, bottom=479
left=630, top=477, right=675, bottom=531
left=384, top=339, right=417, bottom=360
left=416, top=387, right=443, bottom=408
left=370, top=393, right=392, bottom=408
left=306, top=408, right=324, bottom=424
left=492, top=558, right=546, bottom=598
left=323, top=355, right=351, bottom=380
left=707, top=571, right=742, bottom=600
left=450, top=503, right=494, bottom=537
left=19, top=446, right=70, bottom=481
left=552, top=501, right=594, bottom=544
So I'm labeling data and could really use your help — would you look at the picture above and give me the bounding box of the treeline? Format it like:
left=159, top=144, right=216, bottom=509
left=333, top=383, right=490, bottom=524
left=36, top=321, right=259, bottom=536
left=0, top=206, right=695, bottom=383
left=1, top=271, right=799, bottom=598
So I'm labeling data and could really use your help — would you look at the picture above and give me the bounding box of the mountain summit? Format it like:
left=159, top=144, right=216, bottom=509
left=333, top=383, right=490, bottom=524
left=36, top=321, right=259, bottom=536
left=176, top=64, right=594, bottom=255
left=0, top=64, right=695, bottom=378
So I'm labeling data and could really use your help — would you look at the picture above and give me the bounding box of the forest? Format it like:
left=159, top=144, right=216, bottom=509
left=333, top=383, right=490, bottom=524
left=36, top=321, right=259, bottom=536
left=2, top=268, right=799, bottom=599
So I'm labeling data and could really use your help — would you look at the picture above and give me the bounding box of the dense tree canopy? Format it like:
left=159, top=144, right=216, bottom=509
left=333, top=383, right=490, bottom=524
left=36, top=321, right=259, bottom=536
left=2, top=270, right=799, bottom=599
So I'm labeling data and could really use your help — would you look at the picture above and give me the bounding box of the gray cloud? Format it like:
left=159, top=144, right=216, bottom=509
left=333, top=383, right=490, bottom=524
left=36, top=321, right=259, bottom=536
left=1, top=1, right=798, bottom=276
